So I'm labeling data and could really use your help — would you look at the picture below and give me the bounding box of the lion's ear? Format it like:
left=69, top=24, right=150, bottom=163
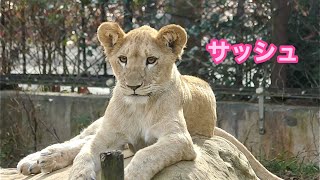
left=97, top=22, right=125, bottom=55
left=157, top=24, right=187, bottom=58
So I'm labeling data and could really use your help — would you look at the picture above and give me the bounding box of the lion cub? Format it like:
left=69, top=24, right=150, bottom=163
left=17, top=22, right=281, bottom=180
left=68, top=22, right=214, bottom=180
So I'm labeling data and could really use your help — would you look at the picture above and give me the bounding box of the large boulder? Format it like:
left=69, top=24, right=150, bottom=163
left=0, top=136, right=258, bottom=180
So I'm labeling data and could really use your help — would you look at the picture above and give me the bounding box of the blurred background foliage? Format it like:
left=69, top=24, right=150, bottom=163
left=0, top=0, right=319, bottom=102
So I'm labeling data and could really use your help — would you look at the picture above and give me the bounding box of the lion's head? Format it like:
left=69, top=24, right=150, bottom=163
left=97, top=22, right=187, bottom=102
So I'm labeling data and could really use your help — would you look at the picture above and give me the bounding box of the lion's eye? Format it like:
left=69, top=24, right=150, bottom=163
left=146, top=56, right=158, bottom=65
left=118, top=56, right=127, bottom=64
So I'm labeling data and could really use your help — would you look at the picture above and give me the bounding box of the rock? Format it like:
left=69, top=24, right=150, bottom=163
left=0, top=136, right=258, bottom=180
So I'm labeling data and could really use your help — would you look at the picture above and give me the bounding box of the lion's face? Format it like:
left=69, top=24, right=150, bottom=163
left=97, top=22, right=187, bottom=102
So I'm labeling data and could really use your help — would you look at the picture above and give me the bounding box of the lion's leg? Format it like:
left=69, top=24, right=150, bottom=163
left=125, top=133, right=196, bottom=180
left=17, top=135, right=94, bottom=175
left=17, top=151, right=42, bottom=175
left=17, top=117, right=103, bottom=175
left=37, top=135, right=94, bottom=173
left=69, top=127, right=126, bottom=180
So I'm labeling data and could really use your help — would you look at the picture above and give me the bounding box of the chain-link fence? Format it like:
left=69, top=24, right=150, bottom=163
left=1, top=0, right=319, bottom=102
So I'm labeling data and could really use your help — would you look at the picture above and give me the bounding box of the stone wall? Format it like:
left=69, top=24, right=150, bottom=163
left=0, top=91, right=319, bottom=167
left=218, top=101, right=319, bottom=163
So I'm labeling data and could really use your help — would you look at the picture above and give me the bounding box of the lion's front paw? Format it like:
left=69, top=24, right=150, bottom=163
left=17, top=152, right=41, bottom=175
left=37, top=148, right=65, bottom=173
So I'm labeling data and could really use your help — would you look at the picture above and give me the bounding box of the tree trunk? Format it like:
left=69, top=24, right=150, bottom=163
left=234, top=0, right=245, bottom=87
left=123, top=0, right=133, bottom=32
left=270, top=0, right=291, bottom=89
left=168, top=0, right=204, bottom=76
left=1, top=0, right=7, bottom=74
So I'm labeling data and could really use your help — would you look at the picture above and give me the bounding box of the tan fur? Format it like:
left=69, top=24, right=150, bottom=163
left=17, top=22, right=281, bottom=180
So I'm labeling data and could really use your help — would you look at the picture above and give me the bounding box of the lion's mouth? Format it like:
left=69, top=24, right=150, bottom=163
left=130, top=94, right=146, bottom=97
left=129, top=93, right=151, bottom=97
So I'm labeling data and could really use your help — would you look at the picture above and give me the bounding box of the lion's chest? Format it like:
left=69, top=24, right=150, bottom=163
left=123, top=104, right=158, bottom=151
left=129, top=133, right=156, bottom=153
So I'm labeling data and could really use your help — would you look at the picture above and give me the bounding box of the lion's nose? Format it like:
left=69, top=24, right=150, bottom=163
left=127, top=84, right=142, bottom=91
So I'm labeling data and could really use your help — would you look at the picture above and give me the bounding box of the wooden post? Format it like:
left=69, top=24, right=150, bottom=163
left=100, top=150, right=124, bottom=180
